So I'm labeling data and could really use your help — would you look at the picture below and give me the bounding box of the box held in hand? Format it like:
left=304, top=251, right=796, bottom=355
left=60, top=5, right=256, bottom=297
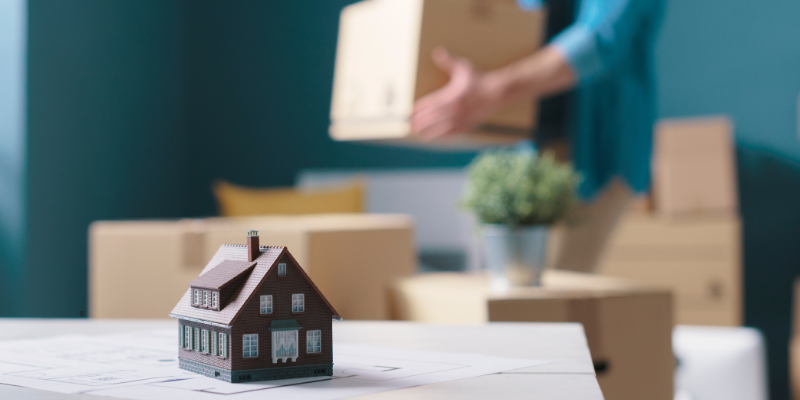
left=330, top=0, right=546, bottom=148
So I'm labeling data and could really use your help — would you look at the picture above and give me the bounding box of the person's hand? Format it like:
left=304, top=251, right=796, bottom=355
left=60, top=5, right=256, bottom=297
left=411, top=47, right=504, bottom=139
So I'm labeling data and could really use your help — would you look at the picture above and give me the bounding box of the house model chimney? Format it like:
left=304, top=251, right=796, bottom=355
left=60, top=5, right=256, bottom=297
left=247, top=230, right=260, bottom=262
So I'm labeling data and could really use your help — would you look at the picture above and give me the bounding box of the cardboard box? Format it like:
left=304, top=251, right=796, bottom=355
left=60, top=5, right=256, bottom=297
left=90, top=214, right=416, bottom=320
left=330, top=0, right=545, bottom=148
left=392, top=271, right=674, bottom=400
left=596, top=211, right=742, bottom=326
left=653, top=116, right=738, bottom=215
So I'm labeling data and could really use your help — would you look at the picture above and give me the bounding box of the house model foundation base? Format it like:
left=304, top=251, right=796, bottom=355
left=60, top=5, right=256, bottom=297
left=179, top=358, right=333, bottom=383
left=170, top=230, right=341, bottom=383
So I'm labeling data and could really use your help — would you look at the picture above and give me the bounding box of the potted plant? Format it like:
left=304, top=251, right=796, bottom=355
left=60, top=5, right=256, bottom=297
left=461, top=149, right=581, bottom=289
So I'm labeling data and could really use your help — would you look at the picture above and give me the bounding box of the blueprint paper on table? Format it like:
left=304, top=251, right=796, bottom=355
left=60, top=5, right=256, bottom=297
left=0, top=329, right=549, bottom=400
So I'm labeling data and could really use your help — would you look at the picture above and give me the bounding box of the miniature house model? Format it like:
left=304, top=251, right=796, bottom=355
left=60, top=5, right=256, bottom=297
left=169, top=231, right=341, bottom=383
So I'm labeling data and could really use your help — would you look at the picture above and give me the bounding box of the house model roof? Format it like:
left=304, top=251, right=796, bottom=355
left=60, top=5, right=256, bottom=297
left=188, top=260, right=256, bottom=290
left=170, top=244, right=341, bottom=326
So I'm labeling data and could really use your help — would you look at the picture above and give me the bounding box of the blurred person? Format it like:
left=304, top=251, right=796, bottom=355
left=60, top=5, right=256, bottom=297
left=411, top=0, right=664, bottom=272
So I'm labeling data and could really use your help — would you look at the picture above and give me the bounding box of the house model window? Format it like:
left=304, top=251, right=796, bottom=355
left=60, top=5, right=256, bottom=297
left=243, top=334, right=258, bottom=358
left=219, top=333, right=228, bottom=358
left=292, top=294, right=304, bottom=312
left=260, top=295, right=273, bottom=314
left=272, top=330, right=298, bottom=362
left=268, top=319, right=302, bottom=363
left=278, top=263, right=287, bottom=276
left=180, top=325, right=190, bottom=349
left=307, top=330, right=321, bottom=353
left=202, top=330, right=209, bottom=353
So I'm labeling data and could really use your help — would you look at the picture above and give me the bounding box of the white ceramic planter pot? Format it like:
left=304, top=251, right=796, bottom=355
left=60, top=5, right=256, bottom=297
left=482, top=224, right=548, bottom=290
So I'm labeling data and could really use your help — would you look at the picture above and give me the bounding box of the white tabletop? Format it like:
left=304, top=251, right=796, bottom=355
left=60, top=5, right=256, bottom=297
left=0, top=319, right=603, bottom=400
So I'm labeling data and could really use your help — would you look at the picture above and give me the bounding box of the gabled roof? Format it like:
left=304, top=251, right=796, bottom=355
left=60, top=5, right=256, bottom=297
left=169, top=244, right=341, bottom=326
left=188, top=260, right=256, bottom=290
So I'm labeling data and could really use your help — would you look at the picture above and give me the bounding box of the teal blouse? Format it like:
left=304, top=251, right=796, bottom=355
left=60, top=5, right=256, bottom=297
left=518, top=0, right=664, bottom=199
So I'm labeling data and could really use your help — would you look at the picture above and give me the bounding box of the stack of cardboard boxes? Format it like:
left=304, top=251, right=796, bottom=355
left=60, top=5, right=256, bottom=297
left=89, top=214, right=416, bottom=320
left=596, top=116, right=742, bottom=326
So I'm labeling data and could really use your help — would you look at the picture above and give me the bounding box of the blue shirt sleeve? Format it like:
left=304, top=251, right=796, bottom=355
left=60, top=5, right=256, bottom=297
left=550, top=0, right=660, bottom=83
left=516, top=0, right=544, bottom=10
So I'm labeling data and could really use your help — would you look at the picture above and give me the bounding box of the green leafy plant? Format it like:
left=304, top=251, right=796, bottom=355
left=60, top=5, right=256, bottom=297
left=461, top=150, right=581, bottom=226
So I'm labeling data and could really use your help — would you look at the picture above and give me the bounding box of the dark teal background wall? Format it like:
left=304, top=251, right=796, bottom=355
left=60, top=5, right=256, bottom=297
left=8, top=0, right=800, bottom=397
left=657, top=1, right=800, bottom=399
left=26, top=0, right=191, bottom=316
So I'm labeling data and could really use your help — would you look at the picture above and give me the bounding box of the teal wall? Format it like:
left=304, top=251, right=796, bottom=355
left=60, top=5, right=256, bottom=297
left=657, top=1, right=800, bottom=398
left=25, top=0, right=190, bottom=316
left=0, top=0, right=27, bottom=316
left=7, top=0, right=800, bottom=397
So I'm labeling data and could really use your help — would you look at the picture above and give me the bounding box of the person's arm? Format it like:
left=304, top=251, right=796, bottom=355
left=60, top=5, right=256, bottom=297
left=411, top=0, right=661, bottom=139
left=550, top=0, right=661, bottom=84
left=411, top=46, right=575, bottom=138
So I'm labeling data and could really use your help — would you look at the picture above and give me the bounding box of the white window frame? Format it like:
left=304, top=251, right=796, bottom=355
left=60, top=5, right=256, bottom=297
left=185, top=326, right=193, bottom=350
left=243, top=334, right=258, bottom=358
left=211, top=292, right=219, bottom=309
left=306, top=330, right=321, bottom=353
left=292, top=294, right=304, bottom=312
left=201, top=329, right=209, bottom=353
left=192, top=289, right=200, bottom=305
left=194, top=328, right=200, bottom=351
left=219, top=333, right=228, bottom=358
left=202, top=290, right=208, bottom=307
left=211, top=331, right=218, bottom=356
left=278, top=263, right=287, bottom=276
left=260, top=295, right=273, bottom=314
left=179, top=325, right=184, bottom=347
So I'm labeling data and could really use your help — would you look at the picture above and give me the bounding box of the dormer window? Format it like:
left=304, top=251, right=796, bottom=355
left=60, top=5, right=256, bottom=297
left=190, top=287, right=220, bottom=310
left=278, top=263, right=287, bottom=276
left=187, top=260, right=256, bottom=311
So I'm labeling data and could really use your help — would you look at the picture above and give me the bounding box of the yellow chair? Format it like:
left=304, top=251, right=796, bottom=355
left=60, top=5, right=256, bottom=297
left=213, top=179, right=365, bottom=217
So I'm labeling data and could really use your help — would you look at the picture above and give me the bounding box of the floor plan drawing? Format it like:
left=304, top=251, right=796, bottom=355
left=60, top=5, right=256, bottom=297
left=0, top=359, right=58, bottom=374
left=333, top=353, right=469, bottom=380
left=0, top=329, right=549, bottom=400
